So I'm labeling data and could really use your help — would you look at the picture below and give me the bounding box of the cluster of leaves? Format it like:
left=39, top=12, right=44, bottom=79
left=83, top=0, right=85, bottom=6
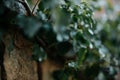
left=1, top=0, right=119, bottom=80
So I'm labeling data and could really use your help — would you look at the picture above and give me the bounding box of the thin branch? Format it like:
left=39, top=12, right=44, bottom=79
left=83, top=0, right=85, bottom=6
left=35, top=36, right=47, bottom=49
left=32, top=0, right=41, bottom=14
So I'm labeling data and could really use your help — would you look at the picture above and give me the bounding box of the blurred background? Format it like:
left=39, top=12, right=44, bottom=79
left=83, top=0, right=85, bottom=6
left=91, top=0, right=120, bottom=80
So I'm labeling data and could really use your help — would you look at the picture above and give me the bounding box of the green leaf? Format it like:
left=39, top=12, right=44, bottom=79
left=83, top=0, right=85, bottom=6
left=77, top=48, right=87, bottom=65
left=32, top=44, right=46, bottom=61
left=17, top=16, right=42, bottom=38
left=53, top=70, right=68, bottom=80
left=8, top=38, right=14, bottom=55
left=75, top=30, right=89, bottom=45
left=57, top=41, right=73, bottom=55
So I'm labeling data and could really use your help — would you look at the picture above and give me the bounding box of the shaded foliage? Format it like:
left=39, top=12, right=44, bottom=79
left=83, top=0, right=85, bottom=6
left=0, top=0, right=120, bottom=80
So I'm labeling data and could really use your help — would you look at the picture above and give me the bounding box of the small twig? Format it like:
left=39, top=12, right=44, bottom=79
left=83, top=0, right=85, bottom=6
left=35, top=36, right=47, bottom=48
left=32, top=0, right=41, bottom=14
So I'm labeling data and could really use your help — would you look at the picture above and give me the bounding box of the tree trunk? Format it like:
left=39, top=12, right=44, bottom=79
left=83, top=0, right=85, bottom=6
left=2, top=30, right=63, bottom=80
left=3, top=31, right=38, bottom=80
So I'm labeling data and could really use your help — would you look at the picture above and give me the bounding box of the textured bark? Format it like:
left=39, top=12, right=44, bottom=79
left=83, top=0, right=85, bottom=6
left=2, top=31, right=63, bottom=80
left=3, top=31, right=38, bottom=80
